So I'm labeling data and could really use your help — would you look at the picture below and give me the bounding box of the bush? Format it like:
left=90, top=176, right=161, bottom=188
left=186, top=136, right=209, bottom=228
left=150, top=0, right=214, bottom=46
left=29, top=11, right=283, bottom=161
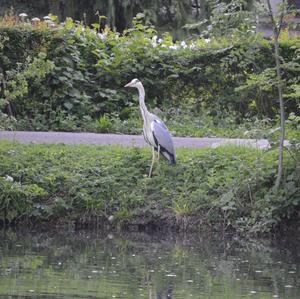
left=0, top=16, right=299, bottom=132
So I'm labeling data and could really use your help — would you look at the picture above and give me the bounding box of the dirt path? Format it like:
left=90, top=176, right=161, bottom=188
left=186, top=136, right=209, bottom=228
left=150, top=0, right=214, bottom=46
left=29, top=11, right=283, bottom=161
left=0, top=131, right=270, bottom=149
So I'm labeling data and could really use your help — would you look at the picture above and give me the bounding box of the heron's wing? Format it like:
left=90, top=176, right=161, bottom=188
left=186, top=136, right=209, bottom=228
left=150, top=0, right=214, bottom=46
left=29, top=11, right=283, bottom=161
left=151, top=119, right=175, bottom=155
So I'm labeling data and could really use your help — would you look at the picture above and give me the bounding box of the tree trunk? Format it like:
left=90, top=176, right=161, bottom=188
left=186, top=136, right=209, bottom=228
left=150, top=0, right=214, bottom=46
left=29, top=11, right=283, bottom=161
left=274, top=35, right=285, bottom=189
left=265, top=0, right=286, bottom=189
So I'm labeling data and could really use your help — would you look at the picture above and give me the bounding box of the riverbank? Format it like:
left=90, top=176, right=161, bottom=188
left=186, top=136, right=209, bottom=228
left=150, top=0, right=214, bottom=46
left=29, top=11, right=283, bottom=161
left=0, top=140, right=299, bottom=235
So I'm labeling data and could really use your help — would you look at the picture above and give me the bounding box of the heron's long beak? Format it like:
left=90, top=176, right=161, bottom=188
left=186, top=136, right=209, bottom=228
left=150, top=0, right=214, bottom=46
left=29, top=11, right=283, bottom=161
left=124, top=83, right=131, bottom=88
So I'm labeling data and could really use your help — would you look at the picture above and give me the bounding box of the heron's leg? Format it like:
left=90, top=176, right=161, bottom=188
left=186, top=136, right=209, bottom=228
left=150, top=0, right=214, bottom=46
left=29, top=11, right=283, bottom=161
left=155, top=145, right=161, bottom=174
left=149, top=147, right=155, bottom=178
left=157, top=145, right=160, bottom=161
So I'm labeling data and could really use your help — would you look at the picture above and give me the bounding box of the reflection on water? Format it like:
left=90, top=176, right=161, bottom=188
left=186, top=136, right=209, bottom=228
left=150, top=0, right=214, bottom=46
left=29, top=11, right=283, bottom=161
left=0, top=229, right=299, bottom=299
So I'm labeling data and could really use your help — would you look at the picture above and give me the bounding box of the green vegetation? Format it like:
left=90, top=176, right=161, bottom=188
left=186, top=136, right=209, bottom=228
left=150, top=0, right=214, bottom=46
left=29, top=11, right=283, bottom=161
left=0, top=141, right=299, bottom=234
left=0, top=15, right=299, bottom=138
left=0, top=0, right=204, bottom=38
left=0, top=0, right=256, bottom=38
left=0, top=8, right=299, bottom=235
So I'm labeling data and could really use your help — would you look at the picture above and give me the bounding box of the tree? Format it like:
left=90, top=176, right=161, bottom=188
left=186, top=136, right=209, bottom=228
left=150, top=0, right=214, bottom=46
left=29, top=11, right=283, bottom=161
left=264, top=0, right=288, bottom=188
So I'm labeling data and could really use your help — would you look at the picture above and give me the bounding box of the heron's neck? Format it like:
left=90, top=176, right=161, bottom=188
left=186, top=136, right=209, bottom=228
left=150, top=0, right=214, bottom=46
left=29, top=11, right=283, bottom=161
left=137, top=84, right=149, bottom=120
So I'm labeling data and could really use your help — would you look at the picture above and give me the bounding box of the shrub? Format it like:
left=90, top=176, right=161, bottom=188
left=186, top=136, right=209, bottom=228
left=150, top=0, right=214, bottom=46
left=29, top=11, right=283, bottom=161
left=0, top=16, right=299, bottom=132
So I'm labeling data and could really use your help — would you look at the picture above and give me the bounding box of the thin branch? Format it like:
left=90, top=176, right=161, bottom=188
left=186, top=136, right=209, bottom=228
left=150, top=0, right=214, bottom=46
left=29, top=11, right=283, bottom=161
left=265, top=0, right=287, bottom=189
left=277, top=0, right=287, bottom=37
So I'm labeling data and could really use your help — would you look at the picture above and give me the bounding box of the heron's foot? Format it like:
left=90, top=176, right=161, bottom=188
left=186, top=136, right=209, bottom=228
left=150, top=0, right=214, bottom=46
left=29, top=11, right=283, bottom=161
left=148, top=168, right=153, bottom=178
left=156, top=162, right=161, bottom=173
left=148, top=162, right=161, bottom=178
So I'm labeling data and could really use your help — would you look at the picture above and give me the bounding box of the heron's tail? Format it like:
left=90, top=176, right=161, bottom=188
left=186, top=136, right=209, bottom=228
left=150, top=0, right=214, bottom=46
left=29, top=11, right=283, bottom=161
left=169, top=154, right=176, bottom=165
left=160, top=148, right=176, bottom=165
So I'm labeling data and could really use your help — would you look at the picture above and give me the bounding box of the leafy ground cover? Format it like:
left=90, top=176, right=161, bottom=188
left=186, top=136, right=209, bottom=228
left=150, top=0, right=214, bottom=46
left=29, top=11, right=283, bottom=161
left=0, top=141, right=299, bottom=235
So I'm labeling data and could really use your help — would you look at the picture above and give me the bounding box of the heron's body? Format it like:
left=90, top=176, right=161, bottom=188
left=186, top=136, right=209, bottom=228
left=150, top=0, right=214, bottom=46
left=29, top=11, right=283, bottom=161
left=125, top=79, right=176, bottom=176
left=142, top=112, right=176, bottom=164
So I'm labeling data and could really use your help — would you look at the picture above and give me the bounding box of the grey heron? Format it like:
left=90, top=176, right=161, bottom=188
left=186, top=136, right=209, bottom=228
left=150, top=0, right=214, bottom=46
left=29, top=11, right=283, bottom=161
left=124, top=78, right=176, bottom=177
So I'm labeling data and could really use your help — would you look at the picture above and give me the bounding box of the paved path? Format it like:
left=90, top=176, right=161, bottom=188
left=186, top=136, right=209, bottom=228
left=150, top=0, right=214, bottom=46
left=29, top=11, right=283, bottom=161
left=0, top=131, right=271, bottom=149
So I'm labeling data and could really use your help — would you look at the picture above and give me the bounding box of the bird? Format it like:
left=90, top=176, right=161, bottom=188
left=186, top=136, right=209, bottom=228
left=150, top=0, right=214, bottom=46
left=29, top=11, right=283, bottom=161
left=124, top=78, right=176, bottom=177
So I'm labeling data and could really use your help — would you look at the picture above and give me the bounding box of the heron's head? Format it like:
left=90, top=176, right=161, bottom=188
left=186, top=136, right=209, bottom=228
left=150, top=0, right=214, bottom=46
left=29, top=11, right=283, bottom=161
left=124, top=78, right=141, bottom=88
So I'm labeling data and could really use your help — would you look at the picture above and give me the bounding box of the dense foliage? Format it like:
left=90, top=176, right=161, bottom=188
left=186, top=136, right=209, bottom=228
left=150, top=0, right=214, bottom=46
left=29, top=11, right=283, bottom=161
left=0, top=6, right=299, bottom=237
left=0, top=0, right=254, bottom=38
left=0, top=141, right=299, bottom=234
left=0, top=15, right=299, bottom=135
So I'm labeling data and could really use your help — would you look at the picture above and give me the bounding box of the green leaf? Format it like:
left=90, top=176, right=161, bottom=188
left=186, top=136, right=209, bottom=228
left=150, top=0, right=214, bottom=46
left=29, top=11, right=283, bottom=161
left=92, top=23, right=100, bottom=29
left=64, top=102, right=73, bottom=110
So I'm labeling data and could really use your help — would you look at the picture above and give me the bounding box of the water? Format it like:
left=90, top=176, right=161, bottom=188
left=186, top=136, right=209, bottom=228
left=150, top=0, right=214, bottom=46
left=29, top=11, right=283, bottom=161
left=0, top=230, right=299, bottom=299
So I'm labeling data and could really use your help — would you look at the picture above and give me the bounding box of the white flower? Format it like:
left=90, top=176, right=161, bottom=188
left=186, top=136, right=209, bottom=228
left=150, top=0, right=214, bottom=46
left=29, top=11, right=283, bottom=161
left=19, top=13, right=28, bottom=18
left=43, top=16, right=51, bottom=21
left=151, top=36, right=159, bottom=47
left=4, top=175, right=13, bottom=182
left=97, top=33, right=107, bottom=41
left=180, top=41, right=187, bottom=48
left=204, top=38, right=211, bottom=43
left=189, top=43, right=196, bottom=49
left=31, top=17, right=40, bottom=22
left=169, top=45, right=179, bottom=50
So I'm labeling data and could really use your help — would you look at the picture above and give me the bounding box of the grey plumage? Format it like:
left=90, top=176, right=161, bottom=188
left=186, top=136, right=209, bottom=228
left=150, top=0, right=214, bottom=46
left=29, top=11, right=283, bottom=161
left=124, top=78, right=176, bottom=177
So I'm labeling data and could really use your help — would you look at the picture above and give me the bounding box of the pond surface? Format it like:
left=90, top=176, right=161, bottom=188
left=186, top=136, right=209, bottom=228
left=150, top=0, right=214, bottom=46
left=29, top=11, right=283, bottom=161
left=0, top=229, right=299, bottom=299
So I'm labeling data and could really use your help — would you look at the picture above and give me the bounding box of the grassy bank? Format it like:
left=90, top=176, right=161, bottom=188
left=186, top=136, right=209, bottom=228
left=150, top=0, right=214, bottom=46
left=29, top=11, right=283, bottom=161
left=0, top=140, right=299, bottom=234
